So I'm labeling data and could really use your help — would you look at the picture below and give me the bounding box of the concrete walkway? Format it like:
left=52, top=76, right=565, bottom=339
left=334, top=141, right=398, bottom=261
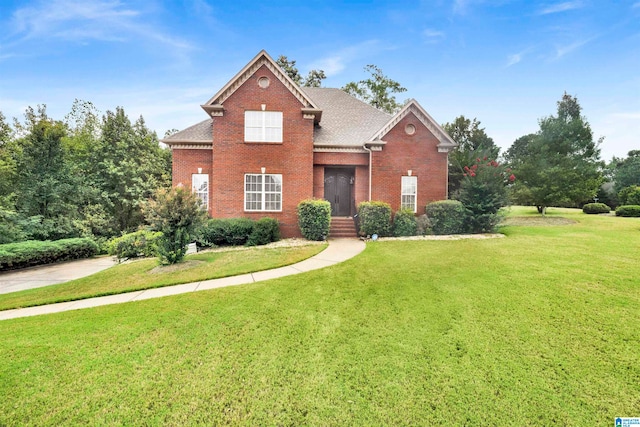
left=0, top=239, right=365, bottom=321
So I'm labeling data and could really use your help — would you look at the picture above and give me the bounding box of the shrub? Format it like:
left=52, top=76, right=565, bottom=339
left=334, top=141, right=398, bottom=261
left=615, top=205, right=640, bottom=217
left=226, top=218, right=255, bottom=246
left=618, top=186, right=640, bottom=206
left=426, top=200, right=466, bottom=235
left=457, top=157, right=512, bottom=233
left=416, top=214, right=432, bottom=235
left=196, top=217, right=279, bottom=247
left=246, top=217, right=280, bottom=246
left=145, top=187, right=207, bottom=265
left=297, top=199, right=331, bottom=241
left=393, top=209, right=418, bottom=237
left=196, top=218, right=231, bottom=247
left=358, top=201, right=392, bottom=237
left=0, top=238, right=99, bottom=271
left=582, top=203, right=611, bottom=214
left=107, top=230, right=163, bottom=260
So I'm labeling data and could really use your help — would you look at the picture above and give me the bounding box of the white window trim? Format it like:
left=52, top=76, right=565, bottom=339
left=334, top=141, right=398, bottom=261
left=244, top=111, right=283, bottom=143
left=191, top=173, right=209, bottom=210
left=401, top=176, right=417, bottom=213
left=244, top=173, right=283, bottom=212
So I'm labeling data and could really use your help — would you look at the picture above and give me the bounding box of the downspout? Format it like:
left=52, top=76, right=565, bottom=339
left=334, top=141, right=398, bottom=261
left=363, top=143, right=372, bottom=201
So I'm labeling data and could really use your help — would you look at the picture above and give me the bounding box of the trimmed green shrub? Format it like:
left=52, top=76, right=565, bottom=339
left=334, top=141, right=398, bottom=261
left=393, top=209, right=418, bottom=237
left=426, top=200, right=466, bottom=235
left=615, top=205, right=640, bottom=217
left=582, top=203, right=611, bottom=214
left=618, top=186, right=640, bottom=206
left=247, top=217, right=280, bottom=246
left=226, top=218, right=255, bottom=246
left=297, top=199, right=331, bottom=241
left=196, top=217, right=279, bottom=247
left=358, top=201, right=392, bottom=237
left=196, top=219, right=231, bottom=247
left=0, top=238, right=99, bottom=271
left=107, top=230, right=162, bottom=260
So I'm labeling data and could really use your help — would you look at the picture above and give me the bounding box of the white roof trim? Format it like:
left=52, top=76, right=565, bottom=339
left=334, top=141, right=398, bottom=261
left=203, top=50, right=319, bottom=109
left=369, top=99, right=457, bottom=151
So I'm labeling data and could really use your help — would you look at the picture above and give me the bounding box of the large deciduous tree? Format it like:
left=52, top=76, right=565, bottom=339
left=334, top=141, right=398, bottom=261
left=342, top=65, right=407, bottom=114
left=276, top=55, right=326, bottom=88
left=506, top=93, right=603, bottom=214
left=92, top=107, right=171, bottom=234
left=611, top=150, right=640, bottom=192
left=443, top=116, right=500, bottom=196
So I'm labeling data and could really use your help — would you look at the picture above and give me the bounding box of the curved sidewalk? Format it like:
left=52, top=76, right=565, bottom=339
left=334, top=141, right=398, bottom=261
left=0, top=238, right=365, bottom=321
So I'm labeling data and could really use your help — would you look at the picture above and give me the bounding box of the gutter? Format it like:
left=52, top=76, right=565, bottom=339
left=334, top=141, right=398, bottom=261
left=362, top=144, right=373, bottom=201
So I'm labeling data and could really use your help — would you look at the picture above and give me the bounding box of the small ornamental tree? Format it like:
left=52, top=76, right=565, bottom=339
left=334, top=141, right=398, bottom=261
left=457, top=156, right=515, bottom=233
left=145, top=186, right=207, bottom=265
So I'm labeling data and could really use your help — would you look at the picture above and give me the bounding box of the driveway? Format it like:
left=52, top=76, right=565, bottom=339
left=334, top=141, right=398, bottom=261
left=0, top=257, right=118, bottom=294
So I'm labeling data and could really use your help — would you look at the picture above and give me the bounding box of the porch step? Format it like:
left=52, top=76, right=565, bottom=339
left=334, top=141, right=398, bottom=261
left=329, top=217, right=358, bottom=238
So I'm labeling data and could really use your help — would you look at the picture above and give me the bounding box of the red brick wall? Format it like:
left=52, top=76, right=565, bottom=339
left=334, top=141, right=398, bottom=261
left=209, top=64, right=315, bottom=237
left=172, top=148, right=213, bottom=191
left=371, top=112, right=449, bottom=214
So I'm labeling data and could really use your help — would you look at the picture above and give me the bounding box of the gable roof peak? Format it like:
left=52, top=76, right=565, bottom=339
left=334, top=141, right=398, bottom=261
left=369, top=99, right=457, bottom=152
left=201, top=50, right=319, bottom=117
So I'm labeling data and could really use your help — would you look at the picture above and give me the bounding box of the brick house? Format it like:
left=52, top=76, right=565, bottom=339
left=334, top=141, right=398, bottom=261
left=163, top=50, right=457, bottom=237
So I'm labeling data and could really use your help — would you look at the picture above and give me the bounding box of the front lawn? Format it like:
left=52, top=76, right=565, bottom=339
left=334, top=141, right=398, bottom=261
left=0, top=244, right=326, bottom=310
left=1, top=208, right=638, bottom=425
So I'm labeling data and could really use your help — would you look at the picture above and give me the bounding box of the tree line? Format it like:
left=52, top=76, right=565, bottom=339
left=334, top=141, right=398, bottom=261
left=446, top=93, right=638, bottom=214
left=0, top=101, right=171, bottom=244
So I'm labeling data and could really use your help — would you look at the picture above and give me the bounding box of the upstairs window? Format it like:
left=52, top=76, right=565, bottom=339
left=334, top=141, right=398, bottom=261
left=192, top=173, right=209, bottom=210
left=245, top=111, right=283, bottom=143
left=401, top=176, right=417, bottom=212
left=245, top=174, right=282, bottom=211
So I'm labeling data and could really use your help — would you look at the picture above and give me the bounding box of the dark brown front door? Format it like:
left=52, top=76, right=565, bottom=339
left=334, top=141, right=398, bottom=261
left=324, top=168, right=353, bottom=216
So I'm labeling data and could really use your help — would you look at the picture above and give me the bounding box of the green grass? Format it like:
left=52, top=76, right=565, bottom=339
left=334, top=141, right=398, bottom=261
left=0, top=244, right=326, bottom=310
left=1, top=208, right=639, bottom=425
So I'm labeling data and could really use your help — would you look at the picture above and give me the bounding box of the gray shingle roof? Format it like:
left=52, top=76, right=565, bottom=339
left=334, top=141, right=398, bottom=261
left=163, top=88, right=392, bottom=148
left=162, top=119, right=212, bottom=145
left=302, top=87, right=391, bottom=147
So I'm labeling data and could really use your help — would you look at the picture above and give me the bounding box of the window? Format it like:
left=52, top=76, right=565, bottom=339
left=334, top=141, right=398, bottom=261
left=244, top=111, right=283, bottom=142
left=192, top=173, right=209, bottom=209
left=245, top=174, right=282, bottom=211
left=401, top=176, right=417, bottom=212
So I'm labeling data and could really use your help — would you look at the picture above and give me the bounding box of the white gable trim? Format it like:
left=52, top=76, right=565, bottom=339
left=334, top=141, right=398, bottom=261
left=369, top=99, right=457, bottom=152
left=202, top=50, right=319, bottom=110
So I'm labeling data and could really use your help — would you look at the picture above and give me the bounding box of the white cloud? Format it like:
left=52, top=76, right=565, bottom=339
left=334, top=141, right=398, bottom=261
left=553, top=38, right=590, bottom=59
left=423, top=29, right=445, bottom=44
left=307, top=40, right=388, bottom=77
left=538, top=1, right=584, bottom=15
left=8, top=0, right=192, bottom=51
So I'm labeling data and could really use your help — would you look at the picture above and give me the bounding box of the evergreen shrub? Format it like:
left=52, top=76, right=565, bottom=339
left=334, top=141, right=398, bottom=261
left=297, top=199, right=331, bottom=241
left=247, top=217, right=281, bottom=246
left=393, top=209, right=418, bottom=237
left=0, top=238, right=99, bottom=271
left=615, top=205, right=640, bottom=217
left=358, top=201, right=392, bottom=237
left=426, top=200, right=466, bottom=235
left=107, top=230, right=162, bottom=260
left=618, top=186, right=640, bottom=206
left=582, top=203, right=611, bottom=214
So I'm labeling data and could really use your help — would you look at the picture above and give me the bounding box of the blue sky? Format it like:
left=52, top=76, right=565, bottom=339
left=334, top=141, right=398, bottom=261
left=1, top=0, right=638, bottom=160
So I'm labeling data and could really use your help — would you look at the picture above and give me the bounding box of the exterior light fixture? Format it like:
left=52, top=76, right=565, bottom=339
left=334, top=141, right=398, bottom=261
left=408, top=170, right=412, bottom=176
left=261, top=167, right=266, bottom=174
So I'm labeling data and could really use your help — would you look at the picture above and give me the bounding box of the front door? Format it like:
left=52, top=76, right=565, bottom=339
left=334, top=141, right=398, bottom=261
left=324, top=168, right=353, bottom=216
